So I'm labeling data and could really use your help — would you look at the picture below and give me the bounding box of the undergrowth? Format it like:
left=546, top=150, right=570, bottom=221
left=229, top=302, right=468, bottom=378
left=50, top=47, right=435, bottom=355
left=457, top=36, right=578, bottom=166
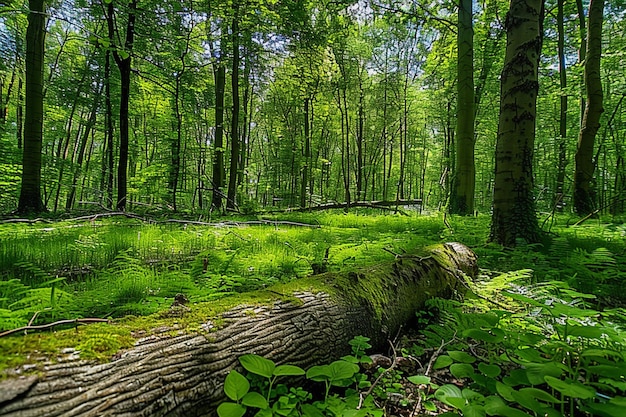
left=216, top=270, right=626, bottom=417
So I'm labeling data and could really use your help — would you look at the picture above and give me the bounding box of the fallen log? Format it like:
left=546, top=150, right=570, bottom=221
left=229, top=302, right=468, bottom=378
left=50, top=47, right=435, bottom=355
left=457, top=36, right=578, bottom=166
left=0, top=242, right=477, bottom=417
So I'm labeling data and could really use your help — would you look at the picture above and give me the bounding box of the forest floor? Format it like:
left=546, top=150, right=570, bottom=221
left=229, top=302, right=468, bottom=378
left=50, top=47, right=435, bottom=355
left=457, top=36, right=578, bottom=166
left=1, top=210, right=625, bottom=416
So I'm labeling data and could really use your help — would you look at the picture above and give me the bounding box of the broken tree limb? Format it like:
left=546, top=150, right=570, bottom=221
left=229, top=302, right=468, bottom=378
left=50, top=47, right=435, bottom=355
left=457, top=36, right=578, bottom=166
left=0, top=242, right=477, bottom=417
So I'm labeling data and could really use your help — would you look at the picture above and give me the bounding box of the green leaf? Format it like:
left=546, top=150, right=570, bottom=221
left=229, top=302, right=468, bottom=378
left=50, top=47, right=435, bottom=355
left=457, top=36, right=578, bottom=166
left=224, top=370, right=250, bottom=401
left=273, top=364, right=305, bottom=376
left=242, top=392, right=268, bottom=409
left=306, top=365, right=330, bottom=382
left=448, top=350, right=477, bottom=363
left=435, top=384, right=465, bottom=409
left=117, top=49, right=130, bottom=60
left=450, top=363, right=475, bottom=379
left=478, top=363, right=501, bottom=378
left=496, top=381, right=516, bottom=402
left=461, top=404, right=486, bottom=417
left=463, top=328, right=504, bottom=343
left=484, top=396, right=534, bottom=417
left=240, top=354, right=276, bottom=379
left=433, top=355, right=453, bottom=369
left=544, top=376, right=595, bottom=399
left=407, top=375, right=431, bottom=385
left=325, top=360, right=359, bottom=384
left=217, top=402, right=246, bottom=417
left=584, top=403, right=626, bottom=417
left=524, top=362, right=562, bottom=385
left=301, top=403, right=325, bottom=417
left=580, top=349, right=624, bottom=361
left=518, top=387, right=563, bottom=403
left=566, top=325, right=606, bottom=339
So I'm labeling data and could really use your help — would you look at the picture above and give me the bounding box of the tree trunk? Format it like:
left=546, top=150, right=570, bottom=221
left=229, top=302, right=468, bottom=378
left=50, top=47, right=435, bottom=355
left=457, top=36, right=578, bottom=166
left=554, top=0, right=567, bottom=212
left=450, top=0, right=475, bottom=216
left=573, top=0, right=604, bottom=216
left=106, top=0, right=137, bottom=212
left=17, top=0, right=47, bottom=214
left=103, top=49, right=115, bottom=209
left=226, top=4, right=241, bottom=211
left=211, top=64, right=226, bottom=211
left=489, top=0, right=544, bottom=247
left=0, top=243, right=476, bottom=417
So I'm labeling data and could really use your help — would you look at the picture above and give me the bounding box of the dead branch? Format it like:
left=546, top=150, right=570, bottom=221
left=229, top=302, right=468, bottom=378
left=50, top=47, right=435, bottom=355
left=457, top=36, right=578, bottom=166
left=0, top=318, right=110, bottom=338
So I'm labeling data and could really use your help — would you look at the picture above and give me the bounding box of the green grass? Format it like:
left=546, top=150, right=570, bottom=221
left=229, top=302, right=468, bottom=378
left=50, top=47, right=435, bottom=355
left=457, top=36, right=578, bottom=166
left=1, top=212, right=624, bottom=334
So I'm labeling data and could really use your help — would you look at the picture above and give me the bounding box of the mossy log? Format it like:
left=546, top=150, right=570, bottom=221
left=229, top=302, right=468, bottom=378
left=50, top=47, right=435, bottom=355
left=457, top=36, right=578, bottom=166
left=0, top=242, right=477, bottom=417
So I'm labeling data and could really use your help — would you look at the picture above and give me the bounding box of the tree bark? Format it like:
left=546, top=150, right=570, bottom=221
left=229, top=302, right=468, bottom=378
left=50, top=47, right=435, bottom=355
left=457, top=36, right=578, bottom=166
left=17, top=0, right=47, bottom=214
left=226, top=4, right=241, bottom=211
left=450, top=0, right=475, bottom=216
left=211, top=63, right=226, bottom=211
left=573, top=0, right=604, bottom=216
left=0, top=243, right=476, bottom=417
left=489, top=0, right=544, bottom=247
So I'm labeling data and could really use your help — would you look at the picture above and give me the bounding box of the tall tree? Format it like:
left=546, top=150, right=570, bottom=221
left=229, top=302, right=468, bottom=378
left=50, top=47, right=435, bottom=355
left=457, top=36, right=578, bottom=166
left=450, top=0, right=475, bottom=215
left=226, top=2, right=241, bottom=211
left=554, top=0, right=567, bottom=211
left=105, top=0, right=137, bottom=211
left=573, top=0, right=604, bottom=215
left=18, top=0, right=47, bottom=213
left=490, top=0, right=544, bottom=246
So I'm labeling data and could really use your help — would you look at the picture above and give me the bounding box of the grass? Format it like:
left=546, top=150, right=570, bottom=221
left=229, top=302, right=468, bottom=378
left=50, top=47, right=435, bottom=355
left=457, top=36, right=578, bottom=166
left=0, top=212, right=446, bottom=330
left=0, top=211, right=624, bottom=333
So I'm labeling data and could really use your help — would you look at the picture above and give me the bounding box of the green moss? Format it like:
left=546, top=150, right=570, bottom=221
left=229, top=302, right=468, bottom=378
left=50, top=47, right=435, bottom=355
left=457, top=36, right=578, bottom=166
left=0, top=278, right=335, bottom=375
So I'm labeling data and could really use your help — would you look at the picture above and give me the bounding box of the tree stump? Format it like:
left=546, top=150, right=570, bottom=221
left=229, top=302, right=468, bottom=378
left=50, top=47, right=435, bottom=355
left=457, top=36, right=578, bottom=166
left=0, top=242, right=477, bottom=417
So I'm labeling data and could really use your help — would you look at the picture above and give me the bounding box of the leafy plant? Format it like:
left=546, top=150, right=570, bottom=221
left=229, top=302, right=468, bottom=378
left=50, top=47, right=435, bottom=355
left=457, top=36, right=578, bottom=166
left=217, top=337, right=383, bottom=417
left=421, top=275, right=626, bottom=417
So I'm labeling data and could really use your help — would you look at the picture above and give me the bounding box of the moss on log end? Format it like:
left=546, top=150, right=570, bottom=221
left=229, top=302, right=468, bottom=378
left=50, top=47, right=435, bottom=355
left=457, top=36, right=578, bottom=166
left=0, top=242, right=477, bottom=417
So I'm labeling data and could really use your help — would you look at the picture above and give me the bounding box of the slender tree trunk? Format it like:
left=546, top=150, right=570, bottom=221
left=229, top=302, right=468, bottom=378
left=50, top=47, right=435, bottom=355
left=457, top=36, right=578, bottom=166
left=18, top=0, right=47, bottom=213
left=211, top=64, right=226, bottom=211
left=226, top=5, right=241, bottom=211
left=104, top=50, right=115, bottom=209
left=17, top=77, right=23, bottom=149
left=573, top=0, right=604, bottom=216
left=450, top=0, right=475, bottom=215
left=490, top=0, right=544, bottom=247
left=66, top=87, right=101, bottom=210
left=356, top=80, right=364, bottom=201
left=554, top=0, right=567, bottom=212
left=300, top=97, right=311, bottom=208
left=575, top=0, right=586, bottom=127
left=170, top=76, right=183, bottom=211
left=106, top=0, right=137, bottom=212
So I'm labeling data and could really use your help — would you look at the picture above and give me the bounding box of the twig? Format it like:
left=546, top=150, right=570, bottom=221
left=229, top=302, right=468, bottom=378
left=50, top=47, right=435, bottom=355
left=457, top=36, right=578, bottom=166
left=362, top=340, right=399, bottom=400
left=0, top=318, right=110, bottom=338
left=425, top=332, right=457, bottom=377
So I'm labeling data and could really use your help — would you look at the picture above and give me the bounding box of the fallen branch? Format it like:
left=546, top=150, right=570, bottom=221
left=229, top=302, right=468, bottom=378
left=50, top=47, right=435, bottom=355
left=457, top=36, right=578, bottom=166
left=0, top=318, right=110, bottom=338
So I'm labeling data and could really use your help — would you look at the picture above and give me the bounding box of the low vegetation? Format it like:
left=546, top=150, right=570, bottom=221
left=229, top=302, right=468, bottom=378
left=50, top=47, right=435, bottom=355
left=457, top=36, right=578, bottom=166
left=1, top=212, right=625, bottom=416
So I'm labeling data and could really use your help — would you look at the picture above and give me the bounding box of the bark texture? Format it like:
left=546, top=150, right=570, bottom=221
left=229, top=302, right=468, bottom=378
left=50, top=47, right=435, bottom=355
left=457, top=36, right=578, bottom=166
left=450, top=0, right=475, bottom=216
left=490, top=0, right=544, bottom=246
left=574, top=0, right=604, bottom=215
left=0, top=243, right=476, bottom=417
left=17, top=0, right=47, bottom=213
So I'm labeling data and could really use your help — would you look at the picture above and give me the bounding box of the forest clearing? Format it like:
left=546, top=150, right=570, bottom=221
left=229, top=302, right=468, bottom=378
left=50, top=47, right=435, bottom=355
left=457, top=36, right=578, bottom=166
left=2, top=0, right=626, bottom=415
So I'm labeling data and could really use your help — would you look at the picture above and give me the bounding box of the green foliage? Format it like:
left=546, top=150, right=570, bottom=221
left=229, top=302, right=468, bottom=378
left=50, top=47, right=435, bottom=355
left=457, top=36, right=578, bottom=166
left=0, top=213, right=448, bottom=330
left=416, top=274, right=626, bottom=417
left=217, top=337, right=383, bottom=417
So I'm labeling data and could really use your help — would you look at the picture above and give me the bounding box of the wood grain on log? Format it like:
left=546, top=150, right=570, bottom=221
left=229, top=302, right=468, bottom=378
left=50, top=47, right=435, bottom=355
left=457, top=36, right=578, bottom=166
left=0, top=242, right=476, bottom=417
